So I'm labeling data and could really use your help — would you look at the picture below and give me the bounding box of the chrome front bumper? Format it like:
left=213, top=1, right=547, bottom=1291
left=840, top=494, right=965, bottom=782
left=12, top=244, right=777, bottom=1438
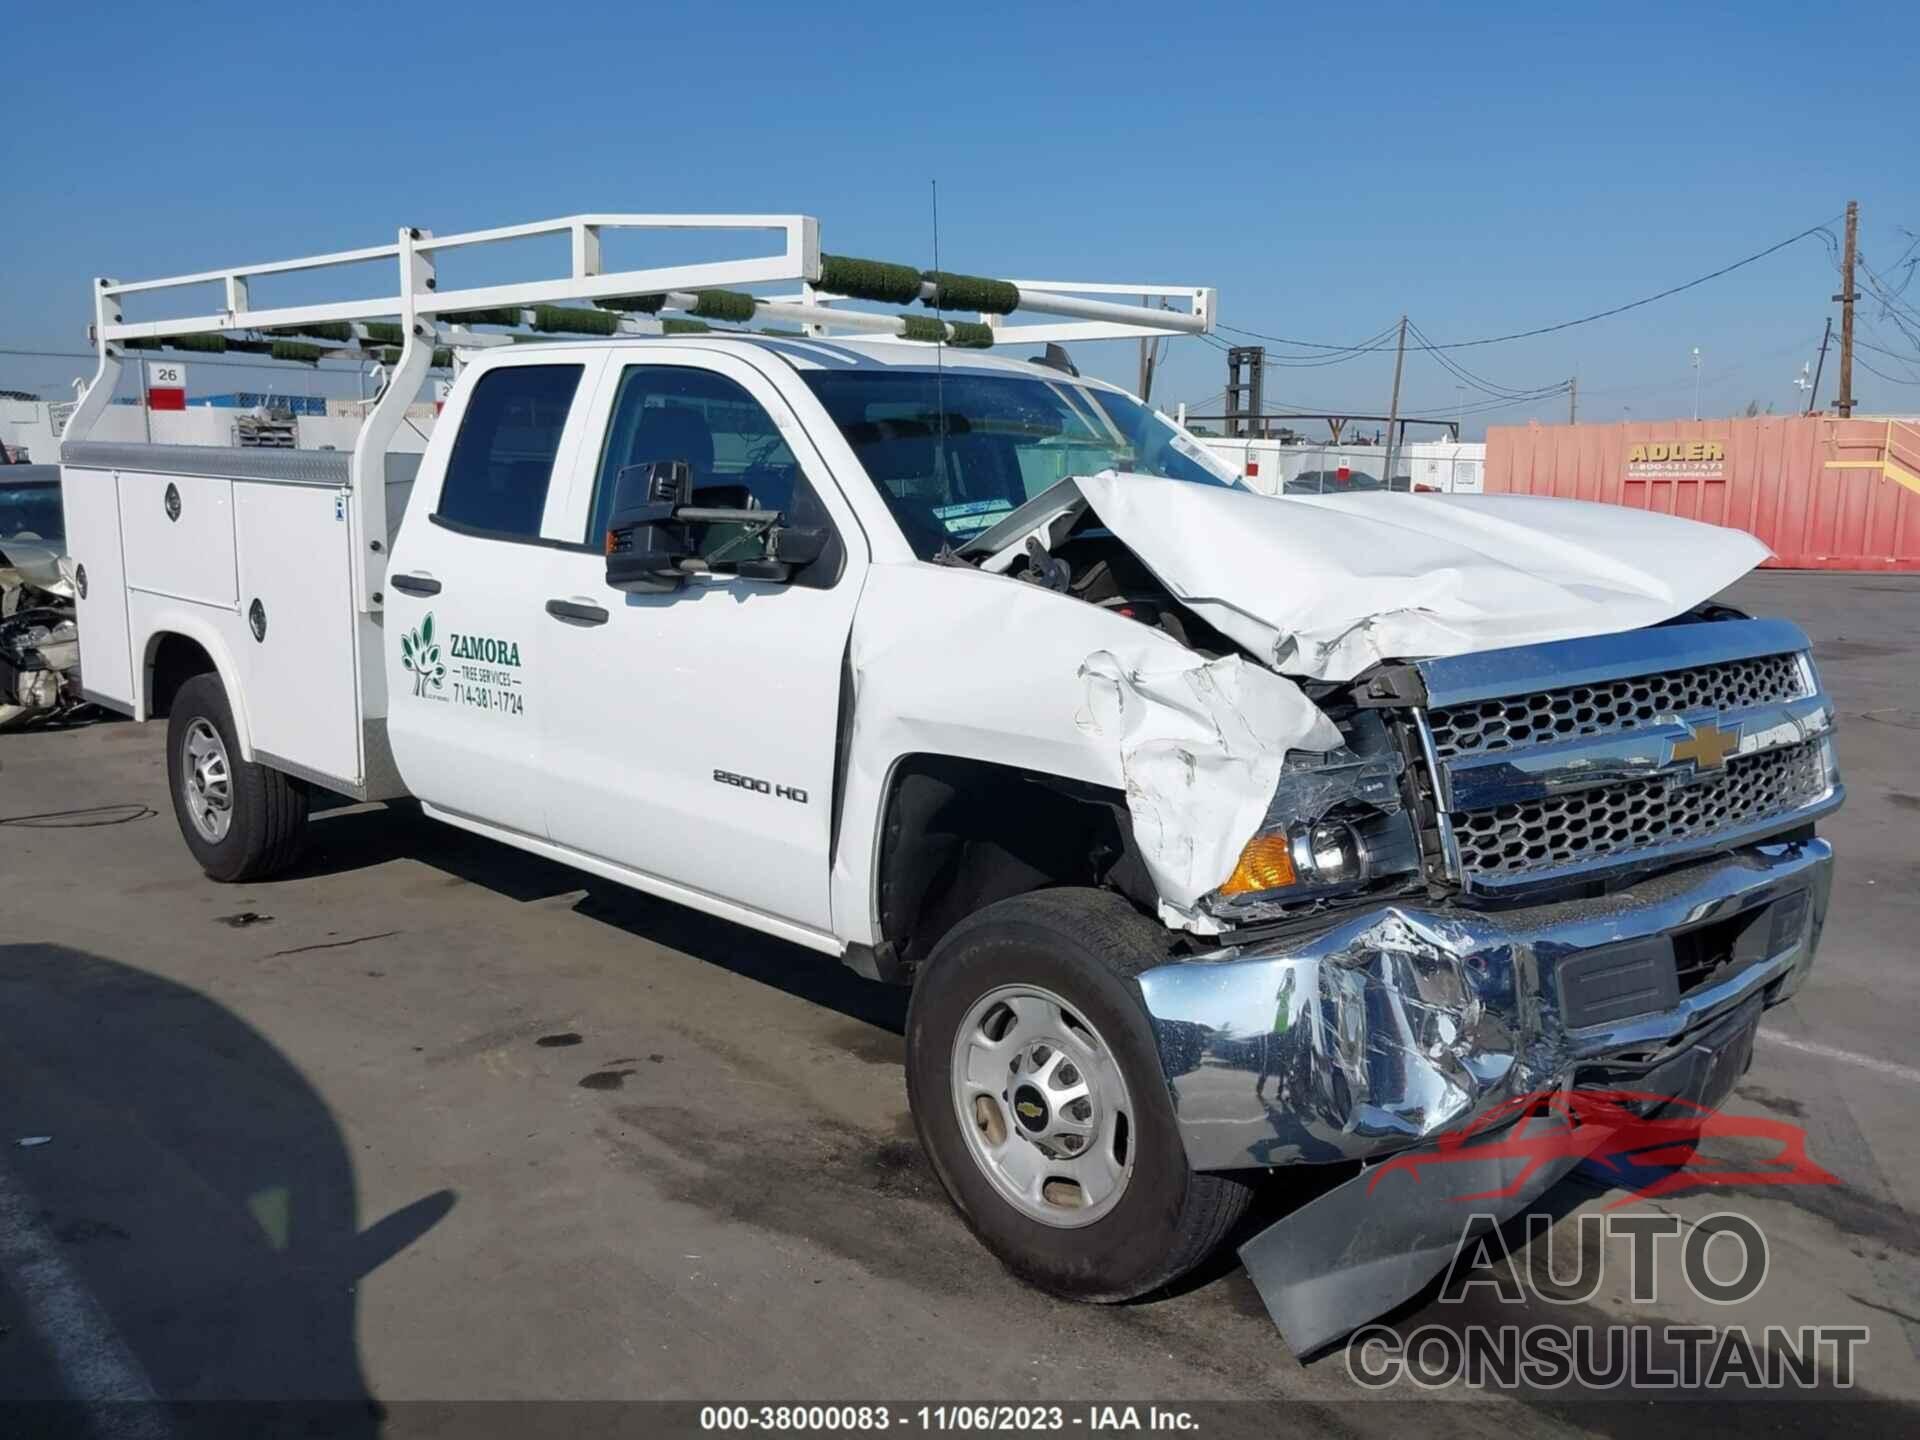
left=1137, top=837, right=1832, bottom=1174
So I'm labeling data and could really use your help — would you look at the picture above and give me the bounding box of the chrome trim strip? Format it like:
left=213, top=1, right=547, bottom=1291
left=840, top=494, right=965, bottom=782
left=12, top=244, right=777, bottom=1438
left=1410, top=619, right=1811, bottom=711
left=1408, top=706, right=1463, bottom=884
left=62, top=440, right=353, bottom=487
left=1443, top=694, right=1835, bottom=811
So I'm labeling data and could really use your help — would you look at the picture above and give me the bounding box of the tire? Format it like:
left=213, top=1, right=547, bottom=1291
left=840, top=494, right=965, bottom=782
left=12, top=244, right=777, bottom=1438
left=165, top=672, right=308, bottom=882
left=905, top=888, right=1253, bottom=1302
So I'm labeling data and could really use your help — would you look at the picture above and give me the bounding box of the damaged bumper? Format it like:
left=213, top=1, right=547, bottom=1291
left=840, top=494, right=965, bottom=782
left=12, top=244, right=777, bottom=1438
left=1137, top=836, right=1830, bottom=1172
left=1135, top=835, right=1830, bottom=1351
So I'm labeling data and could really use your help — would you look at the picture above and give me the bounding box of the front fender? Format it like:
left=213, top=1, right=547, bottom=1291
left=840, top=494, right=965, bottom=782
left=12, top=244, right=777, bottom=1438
left=828, top=562, right=1340, bottom=946
left=829, top=564, right=1161, bottom=946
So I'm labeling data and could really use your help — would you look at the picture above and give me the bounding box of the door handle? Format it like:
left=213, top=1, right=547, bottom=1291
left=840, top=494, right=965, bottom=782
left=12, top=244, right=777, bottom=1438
left=545, top=598, right=610, bottom=626
left=390, top=573, right=442, bottom=597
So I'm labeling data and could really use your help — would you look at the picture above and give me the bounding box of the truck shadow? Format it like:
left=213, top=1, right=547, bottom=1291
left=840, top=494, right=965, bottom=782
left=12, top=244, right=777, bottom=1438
left=298, top=800, right=910, bottom=1037
left=0, top=943, right=453, bottom=1429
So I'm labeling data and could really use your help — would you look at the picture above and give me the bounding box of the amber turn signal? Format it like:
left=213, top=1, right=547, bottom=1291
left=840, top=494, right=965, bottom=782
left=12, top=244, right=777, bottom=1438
left=1218, top=833, right=1297, bottom=896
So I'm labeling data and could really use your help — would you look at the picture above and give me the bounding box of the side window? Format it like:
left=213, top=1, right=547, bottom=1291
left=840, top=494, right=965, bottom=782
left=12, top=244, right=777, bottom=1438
left=435, top=364, right=583, bottom=539
left=587, top=366, right=815, bottom=562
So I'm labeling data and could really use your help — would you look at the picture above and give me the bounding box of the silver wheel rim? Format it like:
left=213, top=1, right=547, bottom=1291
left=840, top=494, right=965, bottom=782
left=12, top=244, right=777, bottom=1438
left=181, top=718, right=233, bottom=843
left=949, top=983, right=1136, bottom=1228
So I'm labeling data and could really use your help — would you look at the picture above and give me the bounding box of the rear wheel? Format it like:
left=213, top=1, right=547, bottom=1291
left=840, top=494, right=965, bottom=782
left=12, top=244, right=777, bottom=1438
left=166, top=672, right=308, bottom=882
left=906, top=888, right=1253, bottom=1302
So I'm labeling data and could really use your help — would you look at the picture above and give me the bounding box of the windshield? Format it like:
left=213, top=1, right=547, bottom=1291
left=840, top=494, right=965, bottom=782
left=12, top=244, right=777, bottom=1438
left=801, top=370, right=1239, bottom=559
left=0, top=481, right=64, bottom=545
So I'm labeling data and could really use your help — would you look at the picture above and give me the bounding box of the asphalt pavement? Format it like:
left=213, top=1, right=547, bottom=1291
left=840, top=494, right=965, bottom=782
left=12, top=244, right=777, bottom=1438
left=1, top=570, right=1916, bottom=1436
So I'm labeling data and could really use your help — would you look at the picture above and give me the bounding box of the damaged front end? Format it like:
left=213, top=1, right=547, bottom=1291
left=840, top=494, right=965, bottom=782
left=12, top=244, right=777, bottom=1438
left=1, top=471, right=83, bottom=729
left=0, top=602, right=82, bottom=728
left=1128, top=617, right=1842, bottom=1354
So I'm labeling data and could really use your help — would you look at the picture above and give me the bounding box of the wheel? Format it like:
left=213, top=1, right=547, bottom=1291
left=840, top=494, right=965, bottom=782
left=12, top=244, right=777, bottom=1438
left=905, top=888, right=1254, bottom=1302
left=165, top=672, right=309, bottom=882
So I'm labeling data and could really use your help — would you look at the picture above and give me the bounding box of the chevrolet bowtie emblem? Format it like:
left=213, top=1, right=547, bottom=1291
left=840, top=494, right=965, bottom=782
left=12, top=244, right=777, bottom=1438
left=1016, top=1101, right=1044, bottom=1120
left=1671, top=719, right=1739, bottom=771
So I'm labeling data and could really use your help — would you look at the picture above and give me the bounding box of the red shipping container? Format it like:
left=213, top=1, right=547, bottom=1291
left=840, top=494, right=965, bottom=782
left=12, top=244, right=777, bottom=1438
left=1485, top=415, right=1920, bottom=571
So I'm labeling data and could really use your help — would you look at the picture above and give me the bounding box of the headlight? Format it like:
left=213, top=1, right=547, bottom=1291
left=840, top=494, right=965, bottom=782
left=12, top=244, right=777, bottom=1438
left=1218, top=817, right=1371, bottom=897
left=1211, top=711, right=1418, bottom=912
left=1302, top=819, right=1368, bottom=885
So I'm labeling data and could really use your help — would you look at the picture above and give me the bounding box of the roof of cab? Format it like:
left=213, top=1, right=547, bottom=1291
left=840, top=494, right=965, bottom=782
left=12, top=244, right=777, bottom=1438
left=491, top=333, right=1116, bottom=387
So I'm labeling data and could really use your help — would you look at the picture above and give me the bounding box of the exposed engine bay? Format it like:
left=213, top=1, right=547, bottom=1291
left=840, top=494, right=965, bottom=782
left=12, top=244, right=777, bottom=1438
left=944, top=470, right=1775, bottom=935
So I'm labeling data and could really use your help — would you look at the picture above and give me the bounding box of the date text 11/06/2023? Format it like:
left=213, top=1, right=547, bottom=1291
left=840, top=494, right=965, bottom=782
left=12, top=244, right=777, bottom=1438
left=698, top=1404, right=1201, bottom=1431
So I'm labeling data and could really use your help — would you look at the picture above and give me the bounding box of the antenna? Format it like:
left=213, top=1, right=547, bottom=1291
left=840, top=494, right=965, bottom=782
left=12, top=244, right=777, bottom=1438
left=931, top=178, right=948, bottom=492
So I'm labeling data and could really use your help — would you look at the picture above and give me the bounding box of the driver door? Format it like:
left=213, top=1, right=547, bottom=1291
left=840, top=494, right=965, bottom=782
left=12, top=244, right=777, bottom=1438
left=536, top=353, right=864, bottom=936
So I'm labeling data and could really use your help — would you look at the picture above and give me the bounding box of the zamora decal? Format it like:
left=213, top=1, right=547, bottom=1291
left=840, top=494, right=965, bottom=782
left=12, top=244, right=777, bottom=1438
left=449, top=633, right=522, bottom=666
left=400, top=611, right=524, bottom=715
left=400, top=614, right=446, bottom=696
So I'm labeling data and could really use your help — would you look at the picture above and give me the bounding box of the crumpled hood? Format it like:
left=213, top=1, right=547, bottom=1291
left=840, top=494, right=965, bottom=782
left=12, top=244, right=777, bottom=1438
left=1074, top=473, right=1770, bottom=682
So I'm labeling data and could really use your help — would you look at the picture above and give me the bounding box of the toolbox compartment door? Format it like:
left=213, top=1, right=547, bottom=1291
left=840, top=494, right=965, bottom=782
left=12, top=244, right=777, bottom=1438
left=58, top=464, right=135, bottom=706
left=233, top=480, right=363, bottom=787
left=119, top=470, right=238, bottom=608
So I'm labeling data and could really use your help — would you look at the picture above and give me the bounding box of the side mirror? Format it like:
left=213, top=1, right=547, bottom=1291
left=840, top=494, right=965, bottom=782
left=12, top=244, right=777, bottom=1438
left=606, top=460, right=697, bottom=593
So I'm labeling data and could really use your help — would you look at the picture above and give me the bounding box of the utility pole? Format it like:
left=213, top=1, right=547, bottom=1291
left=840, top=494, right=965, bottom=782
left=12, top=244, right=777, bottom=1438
left=1808, top=316, right=1832, bottom=415
left=1833, top=199, right=1858, bottom=417
left=1568, top=375, right=1578, bottom=424
left=1381, top=314, right=1407, bottom=486
left=1690, top=347, right=1702, bottom=421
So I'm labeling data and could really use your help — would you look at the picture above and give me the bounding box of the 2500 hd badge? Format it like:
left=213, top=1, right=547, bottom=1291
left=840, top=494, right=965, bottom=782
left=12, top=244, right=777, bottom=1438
left=713, top=769, right=808, bottom=803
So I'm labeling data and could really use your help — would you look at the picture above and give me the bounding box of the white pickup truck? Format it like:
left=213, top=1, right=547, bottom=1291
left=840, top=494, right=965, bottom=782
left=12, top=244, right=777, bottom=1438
left=60, top=215, right=1842, bottom=1353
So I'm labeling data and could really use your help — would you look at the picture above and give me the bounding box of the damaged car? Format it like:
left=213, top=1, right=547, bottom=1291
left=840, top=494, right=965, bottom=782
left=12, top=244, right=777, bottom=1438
left=0, top=465, right=83, bottom=730
left=68, top=328, right=1839, bottom=1358
left=792, top=355, right=1835, bottom=1351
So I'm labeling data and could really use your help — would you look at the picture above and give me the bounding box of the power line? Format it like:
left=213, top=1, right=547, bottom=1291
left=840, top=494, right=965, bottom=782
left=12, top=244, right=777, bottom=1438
left=1404, top=317, right=1561, bottom=399
left=1398, top=385, right=1570, bottom=420
left=1218, top=216, right=1844, bottom=353
left=1855, top=354, right=1920, bottom=386
left=1857, top=333, right=1920, bottom=365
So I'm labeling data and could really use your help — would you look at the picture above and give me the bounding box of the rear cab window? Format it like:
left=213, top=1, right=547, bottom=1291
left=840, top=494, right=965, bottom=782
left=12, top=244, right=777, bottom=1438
left=434, top=365, right=584, bottom=541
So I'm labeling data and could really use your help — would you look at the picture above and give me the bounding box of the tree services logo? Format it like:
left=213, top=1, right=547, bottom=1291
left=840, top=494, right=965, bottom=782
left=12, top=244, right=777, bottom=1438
left=401, top=612, right=447, bottom=697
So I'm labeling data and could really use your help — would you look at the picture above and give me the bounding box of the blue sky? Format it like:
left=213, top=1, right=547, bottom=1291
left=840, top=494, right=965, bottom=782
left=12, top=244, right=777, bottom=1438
left=4, top=1, right=1916, bottom=435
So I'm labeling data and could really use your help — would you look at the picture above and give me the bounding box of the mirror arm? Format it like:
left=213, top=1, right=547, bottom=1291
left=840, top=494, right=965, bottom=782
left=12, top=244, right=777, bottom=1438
left=675, top=506, right=783, bottom=526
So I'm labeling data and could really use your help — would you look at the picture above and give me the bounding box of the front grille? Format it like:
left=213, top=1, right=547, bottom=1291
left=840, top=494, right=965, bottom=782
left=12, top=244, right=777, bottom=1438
left=1428, top=653, right=1807, bottom=761
left=1453, top=740, right=1826, bottom=879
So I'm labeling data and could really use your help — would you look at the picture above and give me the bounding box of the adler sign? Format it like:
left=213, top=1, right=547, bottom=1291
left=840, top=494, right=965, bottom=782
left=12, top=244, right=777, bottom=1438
left=1626, top=439, right=1726, bottom=480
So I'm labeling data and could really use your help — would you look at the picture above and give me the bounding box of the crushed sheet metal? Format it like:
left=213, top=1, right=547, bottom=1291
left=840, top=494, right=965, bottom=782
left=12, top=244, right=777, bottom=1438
left=1074, top=473, right=1771, bottom=681
left=1137, top=904, right=1542, bottom=1169
left=1077, top=650, right=1340, bottom=927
